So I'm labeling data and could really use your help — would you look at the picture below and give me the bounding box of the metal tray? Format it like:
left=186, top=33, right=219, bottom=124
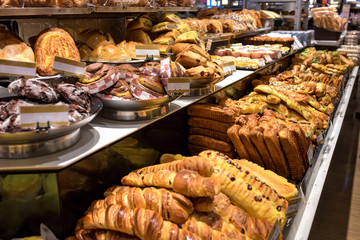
left=0, top=96, right=102, bottom=145
left=100, top=94, right=181, bottom=110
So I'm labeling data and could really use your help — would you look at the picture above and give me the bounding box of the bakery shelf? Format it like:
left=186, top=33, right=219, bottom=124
left=283, top=66, right=359, bottom=239
left=0, top=7, right=92, bottom=17
left=0, top=70, right=253, bottom=172
left=93, top=6, right=199, bottom=13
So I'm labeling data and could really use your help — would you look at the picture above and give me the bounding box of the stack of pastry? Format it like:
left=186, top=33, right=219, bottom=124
left=70, top=152, right=298, bottom=239
left=172, top=43, right=225, bottom=81
left=187, top=103, right=236, bottom=158
left=78, top=29, right=133, bottom=62
left=126, top=12, right=195, bottom=53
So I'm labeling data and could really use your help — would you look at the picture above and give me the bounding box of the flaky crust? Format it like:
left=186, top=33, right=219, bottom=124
left=238, top=125, right=265, bottom=167
left=227, top=124, right=250, bottom=160
left=121, top=170, right=220, bottom=198
left=188, top=117, right=232, bottom=133
left=34, top=28, right=80, bottom=76
left=190, top=127, right=230, bottom=142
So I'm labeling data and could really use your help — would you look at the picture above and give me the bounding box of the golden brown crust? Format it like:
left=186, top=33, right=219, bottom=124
left=278, top=128, right=305, bottom=180
left=136, top=156, right=214, bottom=177
left=0, top=31, right=34, bottom=62
left=238, top=125, right=265, bottom=167
left=188, top=135, right=233, bottom=153
left=187, top=104, right=236, bottom=123
left=79, top=29, right=115, bottom=50
left=182, top=217, right=229, bottom=240
left=188, top=143, right=236, bottom=159
left=190, top=127, right=230, bottom=142
left=34, top=28, right=80, bottom=76
left=172, top=43, right=193, bottom=55
left=92, top=186, right=194, bottom=224
left=121, top=170, right=221, bottom=198
left=226, top=124, right=250, bottom=160
left=175, top=50, right=207, bottom=68
left=188, top=117, right=232, bottom=133
left=263, top=127, right=290, bottom=178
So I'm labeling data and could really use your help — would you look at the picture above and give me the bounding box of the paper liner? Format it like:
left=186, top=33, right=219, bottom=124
left=78, top=67, right=120, bottom=94
left=96, top=93, right=131, bottom=101
left=130, top=83, right=157, bottom=100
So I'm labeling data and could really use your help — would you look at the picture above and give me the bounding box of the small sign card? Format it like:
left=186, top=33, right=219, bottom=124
left=307, top=143, right=314, bottom=165
left=0, top=59, right=36, bottom=78
left=264, top=55, right=272, bottom=62
left=222, top=61, right=236, bottom=74
left=20, top=105, right=69, bottom=128
left=135, top=45, right=160, bottom=59
left=267, top=220, right=280, bottom=240
left=286, top=197, right=302, bottom=218
left=206, top=39, right=213, bottom=51
left=166, top=77, right=190, bottom=94
left=53, top=56, right=85, bottom=77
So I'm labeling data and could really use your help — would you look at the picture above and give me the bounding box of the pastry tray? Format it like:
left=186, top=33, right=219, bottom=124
left=0, top=96, right=102, bottom=145
left=99, top=94, right=181, bottom=110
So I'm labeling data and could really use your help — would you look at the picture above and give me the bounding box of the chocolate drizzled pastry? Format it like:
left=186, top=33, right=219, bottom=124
left=8, top=78, right=59, bottom=103
left=57, top=83, right=91, bottom=112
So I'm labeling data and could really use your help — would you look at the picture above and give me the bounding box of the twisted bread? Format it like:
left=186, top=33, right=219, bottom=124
left=91, top=186, right=193, bottom=224
left=82, top=205, right=201, bottom=240
left=198, top=150, right=287, bottom=229
left=136, top=156, right=213, bottom=177
left=121, top=170, right=220, bottom=198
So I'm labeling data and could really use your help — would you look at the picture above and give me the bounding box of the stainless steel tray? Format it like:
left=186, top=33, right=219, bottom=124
left=100, top=94, right=181, bottom=110
left=0, top=96, right=102, bottom=145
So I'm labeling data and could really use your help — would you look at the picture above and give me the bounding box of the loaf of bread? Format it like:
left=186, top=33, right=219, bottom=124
left=116, top=40, right=143, bottom=59
left=79, top=29, right=115, bottom=50
left=126, top=30, right=152, bottom=44
left=78, top=43, right=92, bottom=61
left=175, top=50, right=207, bottom=68
left=127, top=17, right=153, bottom=32
left=34, top=28, right=80, bottom=76
left=89, top=44, right=131, bottom=62
left=0, top=29, right=34, bottom=62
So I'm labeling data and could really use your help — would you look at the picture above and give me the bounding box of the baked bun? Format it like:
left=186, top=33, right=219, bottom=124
left=172, top=43, right=193, bottom=54
left=34, top=28, right=80, bottom=76
left=89, top=44, right=131, bottom=62
left=153, top=36, right=175, bottom=45
left=0, top=0, right=22, bottom=7
left=79, top=29, right=115, bottom=50
left=78, top=43, right=92, bottom=61
left=156, top=44, right=172, bottom=54
left=158, top=30, right=180, bottom=40
left=159, top=12, right=183, bottom=24
left=104, top=79, right=134, bottom=99
left=127, top=17, right=153, bottom=32
left=206, top=19, right=223, bottom=33
left=175, top=31, right=205, bottom=49
left=130, top=76, right=166, bottom=99
left=151, top=22, right=182, bottom=33
left=116, top=40, right=144, bottom=59
left=0, top=29, right=34, bottom=62
left=126, top=30, right=152, bottom=45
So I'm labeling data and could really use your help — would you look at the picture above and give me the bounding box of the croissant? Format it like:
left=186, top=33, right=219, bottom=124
left=82, top=205, right=201, bottom=240
left=135, top=156, right=213, bottom=177
left=91, top=186, right=193, bottom=224
left=182, top=217, right=229, bottom=240
left=121, top=169, right=221, bottom=198
left=198, top=150, right=287, bottom=229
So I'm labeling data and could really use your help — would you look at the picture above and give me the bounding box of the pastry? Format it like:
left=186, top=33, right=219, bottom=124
left=79, top=29, right=115, bottom=50
left=187, top=103, right=235, bottom=123
left=189, top=127, right=230, bottom=142
left=188, top=135, right=233, bottom=152
left=151, top=22, right=182, bottom=33
left=130, top=76, right=165, bottom=100
left=238, top=125, right=265, bottom=167
left=89, top=44, right=131, bottom=62
left=103, top=79, right=134, bottom=100
left=126, top=30, right=152, bottom=45
left=175, top=31, right=205, bottom=49
left=206, top=19, right=223, bottom=33
left=186, top=65, right=215, bottom=79
left=182, top=217, right=230, bottom=240
left=172, top=43, right=193, bottom=55
left=152, top=36, right=175, bottom=45
left=126, top=17, right=153, bottom=32
left=116, top=40, right=143, bottom=59
left=34, top=28, right=80, bottom=76
left=122, top=169, right=221, bottom=198
left=175, top=50, right=207, bottom=68
left=57, top=83, right=91, bottom=112
left=159, top=12, right=183, bottom=24
left=158, top=30, right=180, bottom=40
left=77, top=43, right=92, bottom=61
left=188, top=117, right=232, bottom=133
left=135, top=156, right=213, bottom=177
left=77, top=63, right=119, bottom=89
left=226, top=124, right=251, bottom=160
left=92, top=186, right=194, bottom=224
left=0, top=29, right=34, bottom=62
left=188, top=143, right=236, bottom=159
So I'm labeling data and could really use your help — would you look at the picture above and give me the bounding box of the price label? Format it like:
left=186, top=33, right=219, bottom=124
left=20, top=104, right=69, bottom=128
left=135, top=45, right=160, bottom=59
left=53, top=56, right=85, bottom=77
left=0, top=59, right=36, bottom=78
left=307, top=143, right=314, bottom=165
left=277, top=51, right=282, bottom=59
left=222, top=61, right=236, bottom=74
left=166, top=77, right=190, bottom=94
left=267, top=220, right=280, bottom=240
left=264, top=55, right=272, bottom=62
left=317, top=132, right=324, bottom=145
left=286, top=197, right=302, bottom=218
left=258, top=59, right=266, bottom=66
left=293, top=36, right=304, bottom=50
left=206, top=39, right=213, bottom=51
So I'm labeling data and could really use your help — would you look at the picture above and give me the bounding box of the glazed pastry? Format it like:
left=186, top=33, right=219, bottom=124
left=159, top=12, right=183, bottom=24
left=152, top=36, right=175, bottom=45
left=151, top=22, right=182, bottom=33
left=34, top=28, right=80, bottom=76
left=137, top=75, right=164, bottom=94
left=135, top=156, right=213, bottom=177
left=182, top=217, right=230, bottom=240
left=175, top=31, right=205, bottom=49
left=89, top=44, right=131, bottom=62
left=91, top=186, right=194, bottom=224
left=122, top=169, right=220, bottom=198
left=8, top=78, right=59, bottom=103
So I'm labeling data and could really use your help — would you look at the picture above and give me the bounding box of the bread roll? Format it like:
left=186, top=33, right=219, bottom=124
left=127, top=17, right=153, bottom=32
left=0, top=29, right=34, bottom=62
left=34, top=28, right=80, bottom=76
left=90, top=44, right=131, bottom=62
left=78, top=43, right=92, bottom=61
left=116, top=40, right=143, bottom=59
left=126, top=30, right=152, bottom=44
left=79, top=29, right=115, bottom=50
